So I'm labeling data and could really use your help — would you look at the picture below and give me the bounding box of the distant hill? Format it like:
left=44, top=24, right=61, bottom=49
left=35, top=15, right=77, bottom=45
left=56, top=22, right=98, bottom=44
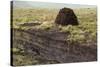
left=13, top=1, right=96, bottom=9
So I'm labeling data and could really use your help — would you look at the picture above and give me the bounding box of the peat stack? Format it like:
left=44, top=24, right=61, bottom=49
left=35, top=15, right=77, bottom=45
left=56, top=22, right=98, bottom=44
left=55, top=7, right=79, bottom=25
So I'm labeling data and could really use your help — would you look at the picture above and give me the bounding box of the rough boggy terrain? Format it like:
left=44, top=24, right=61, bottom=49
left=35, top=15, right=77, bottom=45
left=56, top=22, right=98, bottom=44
left=12, top=28, right=97, bottom=65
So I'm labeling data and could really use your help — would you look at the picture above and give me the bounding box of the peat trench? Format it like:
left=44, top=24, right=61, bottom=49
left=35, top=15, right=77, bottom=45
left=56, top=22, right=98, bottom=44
left=12, top=28, right=97, bottom=63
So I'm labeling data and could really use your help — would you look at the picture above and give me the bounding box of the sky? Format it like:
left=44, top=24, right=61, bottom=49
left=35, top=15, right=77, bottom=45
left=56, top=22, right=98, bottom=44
left=13, top=1, right=97, bottom=9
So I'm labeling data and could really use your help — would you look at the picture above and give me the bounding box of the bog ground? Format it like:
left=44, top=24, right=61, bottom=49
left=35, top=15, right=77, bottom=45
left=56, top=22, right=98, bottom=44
left=11, top=7, right=97, bottom=66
